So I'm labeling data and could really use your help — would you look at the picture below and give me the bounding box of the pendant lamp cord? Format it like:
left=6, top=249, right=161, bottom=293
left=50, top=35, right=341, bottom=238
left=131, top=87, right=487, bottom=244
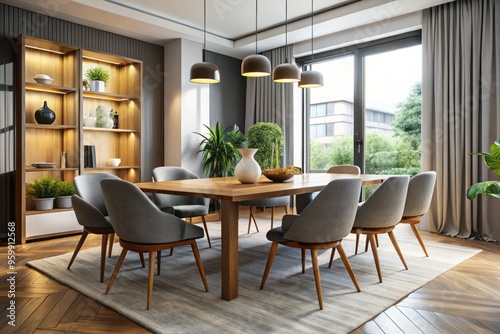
left=255, top=0, right=258, bottom=53
left=285, top=0, right=288, bottom=62
left=203, top=0, right=206, bottom=61
left=311, top=0, right=314, bottom=69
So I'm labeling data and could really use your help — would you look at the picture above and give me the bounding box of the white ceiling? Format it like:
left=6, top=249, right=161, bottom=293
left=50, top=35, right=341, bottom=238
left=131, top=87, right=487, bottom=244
left=2, top=0, right=454, bottom=59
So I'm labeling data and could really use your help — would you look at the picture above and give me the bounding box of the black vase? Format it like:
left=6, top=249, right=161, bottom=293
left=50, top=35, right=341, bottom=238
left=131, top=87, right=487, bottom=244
left=35, top=101, right=56, bottom=124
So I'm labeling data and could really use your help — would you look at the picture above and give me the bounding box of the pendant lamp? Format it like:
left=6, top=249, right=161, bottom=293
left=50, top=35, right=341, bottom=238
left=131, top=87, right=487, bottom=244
left=299, top=0, right=323, bottom=88
left=272, top=0, right=300, bottom=83
left=190, top=0, right=220, bottom=84
left=241, top=0, right=271, bottom=77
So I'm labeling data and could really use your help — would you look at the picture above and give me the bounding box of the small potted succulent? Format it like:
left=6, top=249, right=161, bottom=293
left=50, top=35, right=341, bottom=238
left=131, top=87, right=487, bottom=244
left=55, top=180, right=76, bottom=208
left=27, top=176, right=59, bottom=210
left=85, top=66, right=111, bottom=92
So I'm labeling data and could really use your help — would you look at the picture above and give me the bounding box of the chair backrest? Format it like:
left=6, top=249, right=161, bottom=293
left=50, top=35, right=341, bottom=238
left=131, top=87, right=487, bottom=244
left=71, top=195, right=111, bottom=229
left=327, top=165, right=361, bottom=176
left=74, top=173, right=120, bottom=216
left=403, top=171, right=437, bottom=217
left=152, top=166, right=208, bottom=208
left=284, top=178, right=362, bottom=243
left=353, top=175, right=410, bottom=229
left=101, top=179, right=203, bottom=244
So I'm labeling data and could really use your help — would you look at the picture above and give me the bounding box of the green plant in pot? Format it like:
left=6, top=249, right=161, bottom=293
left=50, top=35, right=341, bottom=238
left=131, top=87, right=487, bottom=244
left=467, top=140, right=500, bottom=200
left=85, top=66, right=111, bottom=92
left=55, top=180, right=76, bottom=208
left=27, top=176, right=59, bottom=211
left=247, top=122, right=284, bottom=169
left=195, top=122, right=246, bottom=177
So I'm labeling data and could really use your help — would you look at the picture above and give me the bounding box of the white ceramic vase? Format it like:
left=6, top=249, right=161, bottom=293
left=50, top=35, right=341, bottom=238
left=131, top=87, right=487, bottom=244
left=235, top=148, right=261, bottom=184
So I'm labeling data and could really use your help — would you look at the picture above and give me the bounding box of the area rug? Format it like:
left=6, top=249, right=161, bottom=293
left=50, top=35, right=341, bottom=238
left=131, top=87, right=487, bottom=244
left=28, top=219, right=481, bottom=334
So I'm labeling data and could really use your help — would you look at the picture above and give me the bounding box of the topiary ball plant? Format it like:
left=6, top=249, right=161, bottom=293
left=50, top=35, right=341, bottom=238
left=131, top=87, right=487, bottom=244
left=247, top=122, right=284, bottom=169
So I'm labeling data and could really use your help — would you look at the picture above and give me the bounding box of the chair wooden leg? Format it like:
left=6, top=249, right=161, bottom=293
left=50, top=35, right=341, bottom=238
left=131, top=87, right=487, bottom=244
left=260, top=241, right=279, bottom=290
left=248, top=207, right=259, bottom=234
left=191, top=241, right=209, bottom=292
left=100, top=234, right=108, bottom=283
left=301, top=248, right=306, bottom=274
left=310, top=249, right=323, bottom=310
left=201, top=216, right=211, bottom=248
left=157, top=251, right=161, bottom=275
left=410, top=223, right=429, bottom=257
left=169, top=248, right=174, bottom=256
left=105, top=248, right=128, bottom=294
left=328, top=247, right=336, bottom=268
left=147, top=251, right=156, bottom=310
left=367, top=234, right=383, bottom=283
left=337, top=244, right=361, bottom=292
left=388, top=231, right=408, bottom=270
left=107, top=233, right=115, bottom=258
left=365, top=235, right=369, bottom=252
left=139, top=252, right=145, bottom=268
left=354, top=233, right=360, bottom=255
left=252, top=207, right=259, bottom=232
left=270, top=207, right=275, bottom=229
left=67, top=230, right=89, bottom=269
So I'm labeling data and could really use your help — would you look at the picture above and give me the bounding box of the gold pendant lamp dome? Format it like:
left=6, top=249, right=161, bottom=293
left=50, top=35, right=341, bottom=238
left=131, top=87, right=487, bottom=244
left=299, top=0, right=323, bottom=88
left=241, top=0, right=271, bottom=77
left=190, top=0, right=220, bottom=84
left=272, top=0, right=300, bottom=83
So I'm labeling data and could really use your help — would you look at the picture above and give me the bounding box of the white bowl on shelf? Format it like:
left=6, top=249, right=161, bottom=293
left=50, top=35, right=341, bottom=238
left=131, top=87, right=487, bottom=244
left=34, top=74, right=54, bottom=85
left=107, top=158, right=121, bottom=167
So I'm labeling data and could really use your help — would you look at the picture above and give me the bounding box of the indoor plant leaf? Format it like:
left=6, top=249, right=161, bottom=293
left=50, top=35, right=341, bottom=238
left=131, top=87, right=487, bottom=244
left=466, top=181, right=500, bottom=200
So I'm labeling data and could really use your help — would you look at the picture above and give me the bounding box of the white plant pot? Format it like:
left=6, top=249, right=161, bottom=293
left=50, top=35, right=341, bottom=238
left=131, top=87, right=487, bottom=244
left=34, top=198, right=55, bottom=211
left=83, top=116, right=97, bottom=127
left=235, top=148, right=262, bottom=184
left=90, top=80, right=105, bottom=92
left=55, top=195, right=72, bottom=209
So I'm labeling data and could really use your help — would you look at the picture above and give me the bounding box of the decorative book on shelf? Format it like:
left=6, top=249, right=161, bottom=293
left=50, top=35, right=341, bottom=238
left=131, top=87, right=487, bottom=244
left=84, top=145, right=96, bottom=168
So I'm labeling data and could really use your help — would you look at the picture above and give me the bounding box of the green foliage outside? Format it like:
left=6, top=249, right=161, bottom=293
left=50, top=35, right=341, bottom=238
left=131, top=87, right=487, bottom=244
left=309, top=82, right=422, bottom=176
left=247, top=122, right=284, bottom=169
left=195, top=122, right=246, bottom=177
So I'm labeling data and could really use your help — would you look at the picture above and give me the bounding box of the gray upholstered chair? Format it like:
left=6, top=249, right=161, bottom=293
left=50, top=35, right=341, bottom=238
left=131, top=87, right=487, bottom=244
left=346, top=176, right=410, bottom=283
left=240, top=196, right=289, bottom=233
left=152, top=166, right=211, bottom=247
left=260, top=178, right=362, bottom=310
left=67, top=173, right=125, bottom=282
left=399, top=171, right=437, bottom=257
left=296, top=164, right=361, bottom=214
left=101, top=179, right=209, bottom=310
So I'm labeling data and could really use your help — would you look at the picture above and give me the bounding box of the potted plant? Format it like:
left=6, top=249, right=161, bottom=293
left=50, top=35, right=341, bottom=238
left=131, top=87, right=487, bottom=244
left=247, top=122, right=284, bottom=169
left=85, top=66, right=111, bottom=92
left=195, top=122, right=246, bottom=177
left=467, top=140, right=500, bottom=199
left=27, top=176, right=59, bottom=210
left=54, top=180, right=76, bottom=208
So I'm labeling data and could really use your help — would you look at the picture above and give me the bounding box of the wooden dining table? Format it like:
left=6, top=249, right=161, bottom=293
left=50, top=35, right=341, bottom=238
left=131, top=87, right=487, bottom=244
left=136, top=173, right=387, bottom=301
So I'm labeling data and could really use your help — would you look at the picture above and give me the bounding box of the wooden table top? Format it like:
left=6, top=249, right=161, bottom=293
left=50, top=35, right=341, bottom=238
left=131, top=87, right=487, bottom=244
left=136, top=173, right=386, bottom=202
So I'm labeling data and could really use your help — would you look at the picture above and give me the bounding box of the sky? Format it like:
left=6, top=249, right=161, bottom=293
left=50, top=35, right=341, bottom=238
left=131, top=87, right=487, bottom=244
left=310, top=44, right=422, bottom=113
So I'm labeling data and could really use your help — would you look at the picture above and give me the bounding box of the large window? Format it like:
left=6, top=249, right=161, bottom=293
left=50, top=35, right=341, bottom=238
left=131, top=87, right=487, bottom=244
left=302, top=34, right=422, bottom=177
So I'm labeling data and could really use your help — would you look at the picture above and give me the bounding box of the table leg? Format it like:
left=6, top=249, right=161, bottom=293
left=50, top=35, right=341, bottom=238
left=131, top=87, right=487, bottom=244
left=220, top=199, right=239, bottom=300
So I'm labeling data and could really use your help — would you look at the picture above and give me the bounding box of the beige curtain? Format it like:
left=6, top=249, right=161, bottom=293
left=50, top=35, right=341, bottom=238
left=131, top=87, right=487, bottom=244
left=245, top=46, right=295, bottom=165
left=421, top=0, right=500, bottom=241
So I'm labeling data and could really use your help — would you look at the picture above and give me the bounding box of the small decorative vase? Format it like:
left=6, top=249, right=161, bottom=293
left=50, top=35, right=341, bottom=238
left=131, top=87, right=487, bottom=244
left=90, top=80, right=105, bottom=92
left=235, top=148, right=262, bottom=184
left=35, top=101, right=56, bottom=125
left=83, top=115, right=97, bottom=127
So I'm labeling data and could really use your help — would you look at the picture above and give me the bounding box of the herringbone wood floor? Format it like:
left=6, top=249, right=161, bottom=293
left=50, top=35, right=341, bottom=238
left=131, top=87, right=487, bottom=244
left=1, top=209, right=499, bottom=334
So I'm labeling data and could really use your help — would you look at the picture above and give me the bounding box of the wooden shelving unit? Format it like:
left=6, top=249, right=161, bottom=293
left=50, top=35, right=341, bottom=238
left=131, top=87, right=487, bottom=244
left=15, top=35, right=142, bottom=243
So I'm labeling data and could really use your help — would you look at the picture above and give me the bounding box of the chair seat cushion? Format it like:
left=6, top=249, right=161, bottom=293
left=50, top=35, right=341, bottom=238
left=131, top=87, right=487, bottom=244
left=266, top=226, right=287, bottom=243
left=240, top=196, right=289, bottom=207
left=168, top=205, right=209, bottom=218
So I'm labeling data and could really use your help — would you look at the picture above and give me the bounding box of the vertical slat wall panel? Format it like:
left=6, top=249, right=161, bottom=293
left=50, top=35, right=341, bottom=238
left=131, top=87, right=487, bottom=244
left=0, top=3, right=164, bottom=184
left=205, top=51, right=246, bottom=132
